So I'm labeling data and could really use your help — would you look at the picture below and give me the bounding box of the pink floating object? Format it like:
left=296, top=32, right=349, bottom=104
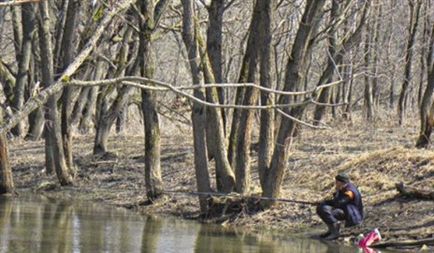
left=358, top=228, right=382, bottom=248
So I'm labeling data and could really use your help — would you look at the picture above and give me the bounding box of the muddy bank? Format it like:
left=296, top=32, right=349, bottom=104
left=8, top=118, right=434, bottom=251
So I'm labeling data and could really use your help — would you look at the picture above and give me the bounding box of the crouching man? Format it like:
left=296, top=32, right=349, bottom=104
left=316, top=173, right=364, bottom=240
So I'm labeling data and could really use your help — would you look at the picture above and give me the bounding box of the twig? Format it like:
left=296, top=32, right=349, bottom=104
left=163, top=190, right=319, bottom=206
left=276, top=109, right=331, bottom=130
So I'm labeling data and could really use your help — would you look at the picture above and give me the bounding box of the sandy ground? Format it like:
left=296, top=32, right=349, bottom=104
left=7, top=114, right=434, bottom=251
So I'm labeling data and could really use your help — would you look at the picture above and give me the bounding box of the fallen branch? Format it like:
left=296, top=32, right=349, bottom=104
left=395, top=182, right=434, bottom=200
left=0, top=0, right=40, bottom=7
left=371, top=237, right=434, bottom=249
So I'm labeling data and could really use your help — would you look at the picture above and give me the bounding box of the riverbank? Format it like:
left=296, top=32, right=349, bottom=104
left=8, top=115, right=434, bottom=251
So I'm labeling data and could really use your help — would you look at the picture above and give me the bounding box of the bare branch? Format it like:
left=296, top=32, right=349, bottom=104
left=68, top=76, right=347, bottom=96
left=276, top=109, right=330, bottom=130
left=67, top=77, right=313, bottom=110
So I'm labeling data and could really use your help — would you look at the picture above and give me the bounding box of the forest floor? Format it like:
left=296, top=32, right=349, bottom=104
left=8, top=113, right=434, bottom=252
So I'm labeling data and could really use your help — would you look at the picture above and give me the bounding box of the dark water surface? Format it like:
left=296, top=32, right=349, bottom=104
left=0, top=195, right=382, bottom=253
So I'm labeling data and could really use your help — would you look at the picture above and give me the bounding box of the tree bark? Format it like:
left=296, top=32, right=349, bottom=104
left=139, top=0, right=164, bottom=201
left=93, top=28, right=134, bottom=154
left=227, top=1, right=261, bottom=171
left=232, top=1, right=262, bottom=193
left=398, top=0, right=421, bottom=126
left=206, top=0, right=225, bottom=130
left=262, top=0, right=326, bottom=201
left=416, top=23, right=434, bottom=148
left=38, top=0, right=73, bottom=185
left=197, top=22, right=235, bottom=193
left=258, top=0, right=275, bottom=190
left=60, top=0, right=80, bottom=170
left=313, top=0, right=339, bottom=124
left=182, top=0, right=211, bottom=212
left=0, top=109, right=14, bottom=194
left=11, top=3, right=36, bottom=136
left=364, top=21, right=374, bottom=121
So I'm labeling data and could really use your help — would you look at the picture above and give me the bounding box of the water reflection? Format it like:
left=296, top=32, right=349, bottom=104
left=0, top=195, right=384, bottom=253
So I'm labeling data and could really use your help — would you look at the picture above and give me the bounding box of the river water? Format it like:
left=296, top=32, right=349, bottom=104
left=0, top=195, right=382, bottom=253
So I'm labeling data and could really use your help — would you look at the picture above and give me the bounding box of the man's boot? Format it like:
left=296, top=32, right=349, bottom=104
left=324, top=222, right=340, bottom=240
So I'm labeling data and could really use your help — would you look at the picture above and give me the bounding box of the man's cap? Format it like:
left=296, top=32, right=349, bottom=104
left=335, top=172, right=350, bottom=183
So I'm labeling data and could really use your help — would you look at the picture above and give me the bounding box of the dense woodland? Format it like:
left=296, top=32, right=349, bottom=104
left=0, top=0, right=433, bottom=213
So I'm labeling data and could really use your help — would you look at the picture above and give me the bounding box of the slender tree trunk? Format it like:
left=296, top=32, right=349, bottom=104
left=116, top=105, right=128, bottom=134
left=226, top=1, right=262, bottom=193
left=206, top=0, right=226, bottom=131
left=227, top=2, right=261, bottom=169
left=11, top=3, right=36, bottom=137
left=372, top=3, right=382, bottom=106
left=182, top=0, right=211, bottom=212
left=313, top=0, right=339, bottom=124
left=418, top=4, right=429, bottom=107
left=60, top=0, right=80, bottom=170
left=258, top=0, right=275, bottom=189
left=0, top=109, right=14, bottom=194
left=82, top=61, right=106, bottom=134
left=26, top=36, right=44, bottom=140
left=11, top=5, right=22, bottom=66
left=398, top=1, right=421, bottom=126
left=364, top=25, right=374, bottom=121
left=38, top=0, right=73, bottom=185
left=262, top=0, right=326, bottom=201
left=416, top=23, right=434, bottom=148
left=139, top=0, right=170, bottom=200
left=71, top=87, right=90, bottom=125
left=197, top=23, right=235, bottom=193
left=93, top=28, right=135, bottom=154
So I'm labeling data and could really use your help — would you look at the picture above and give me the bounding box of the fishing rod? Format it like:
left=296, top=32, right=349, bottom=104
left=163, top=190, right=319, bottom=206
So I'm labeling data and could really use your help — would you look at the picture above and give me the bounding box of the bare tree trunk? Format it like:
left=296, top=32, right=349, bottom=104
left=0, top=109, right=14, bottom=194
left=398, top=1, right=421, bottom=126
left=139, top=0, right=164, bottom=201
left=11, top=3, right=36, bottom=137
left=60, top=0, right=80, bottom=170
left=197, top=24, right=235, bottom=193
left=182, top=0, right=211, bottom=212
left=93, top=28, right=134, bottom=154
left=206, top=0, right=225, bottom=130
left=227, top=1, right=262, bottom=193
left=71, top=87, right=90, bottom=125
left=372, top=3, right=382, bottom=106
left=116, top=105, right=128, bottom=134
left=26, top=36, right=44, bottom=141
left=258, top=0, right=275, bottom=189
left=38, top=0, right=73, bottom=185
left=227, top=1, right=261, bottom=170
left=418, top=4, right=429, bottom=107
left=313, top=0, right=339, bottom=124
left=83, top=61, right=106, bottom=134
left=364, top=21, right=374, bottom=121
left=262, top=0, right=326, bottom=201
left=11, top=5, right=22, bottom=66
left=416, top=23, right=434, bottom=148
